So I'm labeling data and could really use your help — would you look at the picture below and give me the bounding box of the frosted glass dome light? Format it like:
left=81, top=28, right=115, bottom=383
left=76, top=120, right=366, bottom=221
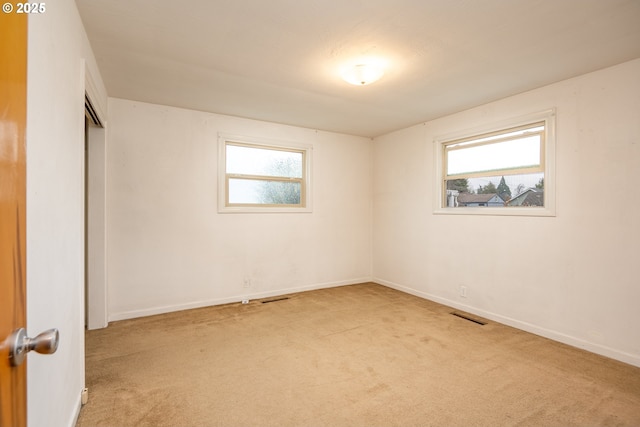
left=342, top=63, right=384, bottom=86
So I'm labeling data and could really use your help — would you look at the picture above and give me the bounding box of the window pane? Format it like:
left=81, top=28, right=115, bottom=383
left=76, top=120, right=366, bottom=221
left=447, top=135, right=541, bottom=176
left=229, top=178, right=301, bottom=205
left=444, top=173, right=544, bottom=208
left=227, top=145, right=303, bottom=178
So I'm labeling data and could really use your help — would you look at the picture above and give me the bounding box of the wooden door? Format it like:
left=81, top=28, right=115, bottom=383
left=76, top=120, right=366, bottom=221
left=0, top=11, right=28, bottom=427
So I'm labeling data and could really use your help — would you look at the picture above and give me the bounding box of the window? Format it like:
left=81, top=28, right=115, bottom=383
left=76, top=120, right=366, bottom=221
left=218, top=134, right=312, bottom=213
left=435, top=110, right=555, bottom=216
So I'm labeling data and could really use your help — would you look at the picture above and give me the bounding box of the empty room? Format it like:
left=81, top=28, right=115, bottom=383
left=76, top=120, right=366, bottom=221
left=1, top=1, right=640, bottom=426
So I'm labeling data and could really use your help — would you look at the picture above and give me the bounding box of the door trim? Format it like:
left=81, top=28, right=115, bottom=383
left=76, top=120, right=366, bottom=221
left=84, top=64, right=108, bottom=330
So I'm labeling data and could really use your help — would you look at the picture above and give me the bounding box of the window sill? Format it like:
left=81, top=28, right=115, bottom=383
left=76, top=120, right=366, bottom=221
left=433, top=206, right=555, bottom=217
left=218, top=206, right=313, bottom=214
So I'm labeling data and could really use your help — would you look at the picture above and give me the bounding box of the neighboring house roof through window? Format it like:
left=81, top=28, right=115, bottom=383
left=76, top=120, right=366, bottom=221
left=507, top=188, right=544, bottom=207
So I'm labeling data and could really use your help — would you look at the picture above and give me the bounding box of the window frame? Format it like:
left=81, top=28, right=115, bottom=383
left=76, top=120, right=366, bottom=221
left=433, top=109, right=556, bottom=217
left=218, top=133, right=312, bottom=213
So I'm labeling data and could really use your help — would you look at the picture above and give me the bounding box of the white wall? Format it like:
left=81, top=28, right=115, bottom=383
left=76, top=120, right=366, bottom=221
left=26, top=1, right=107, bottom=426
left=373, top=59, right=640, bottom=367
left=106, top=98, right=372, bottom=320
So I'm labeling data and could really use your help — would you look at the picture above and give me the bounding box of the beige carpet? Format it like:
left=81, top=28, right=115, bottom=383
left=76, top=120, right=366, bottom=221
left=76, top=283, right=640, bottom=427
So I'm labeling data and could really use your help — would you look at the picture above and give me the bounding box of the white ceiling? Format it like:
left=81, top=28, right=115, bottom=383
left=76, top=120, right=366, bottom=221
left=76, top=0, right=640, bottom=138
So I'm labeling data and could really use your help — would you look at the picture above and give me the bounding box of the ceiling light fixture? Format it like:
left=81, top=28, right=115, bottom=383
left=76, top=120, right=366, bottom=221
left=341, top=63, right=385, bottom=86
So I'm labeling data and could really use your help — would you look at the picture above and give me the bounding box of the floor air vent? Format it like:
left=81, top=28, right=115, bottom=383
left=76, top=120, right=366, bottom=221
left=451, top=312, right=487, bottom=325
left=261, top=297, right=290, bottom=304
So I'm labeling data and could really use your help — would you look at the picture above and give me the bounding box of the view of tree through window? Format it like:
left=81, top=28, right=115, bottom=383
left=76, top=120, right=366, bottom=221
left=257, top=157, right=302, bottom=204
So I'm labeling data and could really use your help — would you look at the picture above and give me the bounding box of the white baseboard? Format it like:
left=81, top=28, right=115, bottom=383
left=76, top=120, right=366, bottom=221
left=374, top=277, right=640, bottom=369
left=108, top=277, right=372, bottom=322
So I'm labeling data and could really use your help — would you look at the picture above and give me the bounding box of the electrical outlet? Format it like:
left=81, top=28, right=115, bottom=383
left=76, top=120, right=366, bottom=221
left=243, top=278, right=251, bottom=288
left=460, top=286, right=467, bottom=298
